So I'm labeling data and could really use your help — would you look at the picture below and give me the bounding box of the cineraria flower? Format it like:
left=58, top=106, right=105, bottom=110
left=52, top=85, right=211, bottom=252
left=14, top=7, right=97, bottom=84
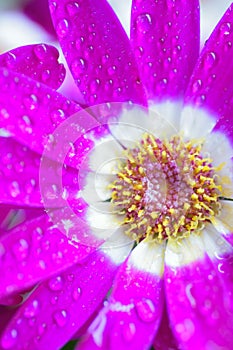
left=0, top=1, right=233, bottom=350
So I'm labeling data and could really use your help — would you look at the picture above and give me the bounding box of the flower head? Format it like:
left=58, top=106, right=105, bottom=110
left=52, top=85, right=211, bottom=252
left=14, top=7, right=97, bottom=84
left=1, top=1, right=233, bottom=350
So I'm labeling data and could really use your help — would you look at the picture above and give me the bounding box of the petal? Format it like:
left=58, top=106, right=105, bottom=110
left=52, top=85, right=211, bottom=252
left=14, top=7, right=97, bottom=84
left=0, top=68, right=84, bottom=157
left=77, top=240, right=165, bottom=350
left=165, top=226, right=233, bottom=349
left=0, top=138, right=43, bottom=207
left=0, top=214, right=94, bottom=297
left=183, top=4, right=233, bottom=144
left=49, top=0, right=147, bottom=105
left=153, top=304, right=179, bottom=350
left=130, top=0, right=200, bottom=102
left=0, top=242, right=132, bottom=350
left=0, top=44, right=65, bottom=89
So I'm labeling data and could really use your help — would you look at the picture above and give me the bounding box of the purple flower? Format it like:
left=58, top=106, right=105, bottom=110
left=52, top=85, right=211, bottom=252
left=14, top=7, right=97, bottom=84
left=1, top=1, right=233, bottom=350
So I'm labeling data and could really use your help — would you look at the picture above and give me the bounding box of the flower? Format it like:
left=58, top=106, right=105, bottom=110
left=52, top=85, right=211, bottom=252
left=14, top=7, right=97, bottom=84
left=0, top=1, right=233, bottom=350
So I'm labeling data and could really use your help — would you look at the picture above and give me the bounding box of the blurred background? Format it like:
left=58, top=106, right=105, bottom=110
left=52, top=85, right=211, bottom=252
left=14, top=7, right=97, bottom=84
left=0, top=0, right=232, bottom=53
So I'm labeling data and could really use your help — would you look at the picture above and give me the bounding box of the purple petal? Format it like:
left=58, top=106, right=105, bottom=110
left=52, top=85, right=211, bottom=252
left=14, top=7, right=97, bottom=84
left=0, top=214, right=94, bottom=297
left=0, top=138, right=43, bottom=207
left=77, top=241, right=165, bottom=350
left=0, top=68, right=83, bottom=156
left=165, top=228, right=233, bottom=349
left=184, top=4, right=233, bottom=143
left=153, top=304, right=179, bottom=350
left=49, top=0, right=147, bottom=105
left=0, top=246, right=127, bottom=350
left=0, top=44, right=65, bottom=90
left=131, top=0, right=200, bottom=101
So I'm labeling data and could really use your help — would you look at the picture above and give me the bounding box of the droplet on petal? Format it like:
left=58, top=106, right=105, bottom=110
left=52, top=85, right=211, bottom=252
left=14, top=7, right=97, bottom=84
left=122, top=322, right=136, bottom=342
left=135, top=298, right=157, bottom=323
left=66, top=1, right=80, bottom=16
left=48, top=276, right=64, bottom=291
left=56, top=19, right=70, bottom=38
left=53, top=309, right=68, bottom=327
left=135, top=13, right=152, bottom=34
left=1, top=329, right=18, bottom=349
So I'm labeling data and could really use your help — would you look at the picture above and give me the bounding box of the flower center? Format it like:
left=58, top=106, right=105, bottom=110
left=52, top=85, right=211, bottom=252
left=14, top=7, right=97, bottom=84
left=110, top=134, right=222, bottom=242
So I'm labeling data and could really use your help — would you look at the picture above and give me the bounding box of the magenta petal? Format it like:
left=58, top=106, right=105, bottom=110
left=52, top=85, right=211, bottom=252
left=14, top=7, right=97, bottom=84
left=0, top=214, right=94, bottom=297
left=0, top=44, right=65, bottom=90
left=131, top=0, right=200, bottom=102
left=165, top=244, right=233, bottom=348
left=0, top=68, right=82, bottom=155
left=78, top=241, right=164, bottom=350
left=49, top=0, right=147, bottom=105
left=0, top=249, right=120, bottom=350
left=184, top=4, right=233, bottom=142
left=153, top=304, right=179, bottom=350
left=0, top=138, right=43, bottom=207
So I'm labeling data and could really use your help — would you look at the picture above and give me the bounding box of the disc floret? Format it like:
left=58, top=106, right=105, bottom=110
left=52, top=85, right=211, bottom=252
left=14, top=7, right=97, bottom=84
left=110, top=134, right=222, bottom=243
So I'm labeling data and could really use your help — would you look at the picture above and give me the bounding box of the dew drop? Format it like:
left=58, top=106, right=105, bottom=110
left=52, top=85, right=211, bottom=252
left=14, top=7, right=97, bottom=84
left=135, top=13, right=152, bottom=34
left=0, top=108, right=9, bottom=119
left=122, top=322, right=136, bottom=342
left=23, top=94, right=38, bottom=111
left=34, top=44, right=48, bottom=60
left=18, top=115, right=32, bottom=134
left=66, top=1, right=80, bottom=16
left=89, top=78, right=100, bottom=93
left=48, top=276, right=63, bottom=291
left=5, top=52, right=16, bottom=68
left=204, top=52, right=217, bottom=69
left=107, top=65, right=117, bottom=76
left=49, top=1, right=57, bottom=14
left=1, top=329, right=18, bottom=349
left=42, top=69, right=51, bottom=82
left=9, top=181, right=20, bottom=198
left=56, top=19, right=70, bottom=38
left=71, top=58, right=87, bottom=77
left=220, top=22, right=231, bottom=36
left=192, top=79, right=202, bottom=93
left=135, top=298, right=157, bottom=322
left=24, top=299, right=40, bottom=318
left=38, top=323, right=47, bottom=336
left=134, top=46, right=144, bottom=58
left=12, top=239, right=29, bottom=261
left=53, top=309, right=68, bottom=327
left=72, top=287, right=82, bottom=301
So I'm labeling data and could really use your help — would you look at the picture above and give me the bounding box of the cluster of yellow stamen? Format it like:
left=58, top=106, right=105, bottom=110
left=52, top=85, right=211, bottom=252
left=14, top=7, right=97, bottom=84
left=109, top=133, right=222, bottom=243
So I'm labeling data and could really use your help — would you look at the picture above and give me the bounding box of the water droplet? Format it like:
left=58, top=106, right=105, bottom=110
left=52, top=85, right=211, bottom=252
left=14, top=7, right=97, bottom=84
left=12, top=239, right=29, bottom=261
left=0, top=108, right=9, bottom=119
left=9, top=181, right=20, bottom=198
left=220, top=22, right=231, bottom=36
left=42, top=69, right=51, bottom=83
left=53, top=309, right=68, bottom=327
left=107, top=65, right=117, bottom=75
left=49, top=1, right=57, bottom=14
left=66, top=1, right=80, bottom=16
left=204, top=52, right=217, bottom=69
left=50, top=109, right=65, bottom=125
left=56, top=19, right=70, bottom=38
left=192, top=79, right=202, bottom=93
left=71, top=58, right=87, bottom=77
left=24, top=299, right=40, bottom=318
left=6, top=52, right=16, bottom=68
left=72, top=287, right=82, bottom=301
left=48, top=276, right=63, bottom=291
left=19, top=115, right=33, bottom=134
left=135, top=298, right=157, bottom=322
left=122, top=322, right=136, bottom=342
left=34, top=44, right=48, bottom=60
left=1, top=329, right=18, bottom=349
left=134, top=46, right=144, bottom=58
left=38, top=323, right=47, bottom=336
left=136, top=13, right=152, bottom=34
left=50, top=295, right=58, bottom=305
left=89, top=78, right=100, bottom=93
left=23, top=94, right=38, bottom=111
